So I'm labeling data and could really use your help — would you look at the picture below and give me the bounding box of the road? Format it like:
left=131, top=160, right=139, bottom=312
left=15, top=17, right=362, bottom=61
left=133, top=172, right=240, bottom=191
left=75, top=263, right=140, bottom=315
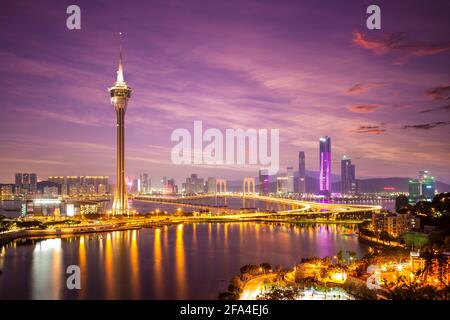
left=240, top=274, right=276, bottom=300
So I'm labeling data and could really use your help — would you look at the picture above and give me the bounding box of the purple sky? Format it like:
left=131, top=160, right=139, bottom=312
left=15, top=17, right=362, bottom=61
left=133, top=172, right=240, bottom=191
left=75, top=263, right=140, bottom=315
left=0, top=0, right=449, bottom=184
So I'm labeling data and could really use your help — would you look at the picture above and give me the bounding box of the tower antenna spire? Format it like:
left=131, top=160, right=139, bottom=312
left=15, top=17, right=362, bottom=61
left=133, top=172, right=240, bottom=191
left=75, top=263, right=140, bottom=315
left=117, top=32, right=124, bottom=82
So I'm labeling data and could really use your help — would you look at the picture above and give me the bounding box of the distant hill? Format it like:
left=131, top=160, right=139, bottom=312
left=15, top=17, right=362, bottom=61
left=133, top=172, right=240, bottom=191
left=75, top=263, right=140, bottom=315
left=37, top=180, right=60, bottom=192
left=350, top=177, right=450, bottom=193
left=226, top=175, right=450, bottom=194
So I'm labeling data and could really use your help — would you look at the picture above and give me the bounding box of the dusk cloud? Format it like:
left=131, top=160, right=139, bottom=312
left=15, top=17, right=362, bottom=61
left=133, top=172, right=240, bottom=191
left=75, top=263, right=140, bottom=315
left=424, top=85, right=450, bottom=100
left=348, top=104, right=381, bottom=113
left=402, top=121, right=450, bottom=130
left=419, top=105, right=450, bottom=114
left=0, top=0, right=450, bottom=183
left=345, top=83, right=384, bottom=95
left=353, top=126, right=386, bottom=135
left=353, top=32, right=450, bottom=58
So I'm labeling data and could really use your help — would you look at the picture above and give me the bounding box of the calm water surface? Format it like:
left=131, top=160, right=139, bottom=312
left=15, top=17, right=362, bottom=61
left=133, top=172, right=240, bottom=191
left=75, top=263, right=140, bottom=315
left=0, top=222, right=367, bottom=299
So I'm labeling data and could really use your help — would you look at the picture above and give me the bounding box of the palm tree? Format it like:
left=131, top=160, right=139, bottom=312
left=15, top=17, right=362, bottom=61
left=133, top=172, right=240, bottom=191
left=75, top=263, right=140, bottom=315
left=420, top=250, right=434, bottom=283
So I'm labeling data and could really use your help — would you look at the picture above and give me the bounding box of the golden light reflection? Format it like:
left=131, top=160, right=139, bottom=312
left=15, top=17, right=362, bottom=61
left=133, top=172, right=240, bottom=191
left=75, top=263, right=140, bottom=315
left=130, top=229, right=140, bottom=298
left=239, top=222, right=244, bottom=247
left=32, top=238, right=62, bottom=299
left=216, top=223, right=220, bottom=245
left=254, top=223, right=260, bottom=245
left=192, top=223, right=197, bottom=247
left=51, top=242, right=62, bottom=300
left=175, top=224, right=187, bottom=299
left=79, top=236, right=86, bottom=299
left=154, top=228, right=163, bottom=297
left=105, top=233, right=115, bottom=299
left=224, top=223, right=228, bottom=248
left=208, top=223, right=213, bottom=248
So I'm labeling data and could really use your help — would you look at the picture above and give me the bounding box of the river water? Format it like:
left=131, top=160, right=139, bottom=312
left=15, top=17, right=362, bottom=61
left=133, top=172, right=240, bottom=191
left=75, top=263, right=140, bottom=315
left=0, top=222, right=367, bottom=299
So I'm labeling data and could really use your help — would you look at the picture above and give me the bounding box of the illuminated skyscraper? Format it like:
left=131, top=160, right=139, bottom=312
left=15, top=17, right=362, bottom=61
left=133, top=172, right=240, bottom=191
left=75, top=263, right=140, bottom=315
left=258, top=169, right=269, bottom=195
left=287, top=166, right=294, bottom=193
left=207, top=177, right=217, bottom=194
left=341, top=155, right=356, bottom=195
left=409, top=170, right=436, bottom=203
left=15, top=173, right=37, bottom=195
left=277, top=176, right=288, bottom=194
left=319, top=136, right=331, bottom=195
left=109, top=34, right=132, bottom=215
left=298, top=151, right=306, bottom=194
left=139, top=173, right=150, bottom=193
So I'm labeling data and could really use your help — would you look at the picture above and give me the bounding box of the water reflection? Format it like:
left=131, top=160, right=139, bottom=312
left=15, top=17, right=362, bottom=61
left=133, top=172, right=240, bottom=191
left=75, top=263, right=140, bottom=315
left=32, top=238, right=62, bottom=300
left=0, top=222, right=366, bottom=300
left=104, top=233, right=115, bottom=299
left=175, top=224, right=186, bottom=299
left=79, top=236, right=86, bottom=299
left=153, top=228, right=163, bottom=298
left=130, top=230, right=140, bottom=299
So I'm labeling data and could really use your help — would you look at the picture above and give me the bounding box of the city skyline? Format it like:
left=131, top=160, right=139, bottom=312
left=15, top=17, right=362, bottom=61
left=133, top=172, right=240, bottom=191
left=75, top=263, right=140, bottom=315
left=0, top=1, right=449, bottom=304
left=1, top=0, right=450, bottom=184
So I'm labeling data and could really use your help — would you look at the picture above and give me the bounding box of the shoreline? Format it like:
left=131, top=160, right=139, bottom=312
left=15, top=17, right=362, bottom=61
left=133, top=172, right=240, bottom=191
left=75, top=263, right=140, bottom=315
left=0, top=217, right=365, bottom=246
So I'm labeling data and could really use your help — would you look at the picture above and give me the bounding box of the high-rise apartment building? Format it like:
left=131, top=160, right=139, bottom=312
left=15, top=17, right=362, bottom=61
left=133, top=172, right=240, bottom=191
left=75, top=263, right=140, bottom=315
left=298, top=151, right=306, bottom=194
left=319, top=136, right=331, bottom=195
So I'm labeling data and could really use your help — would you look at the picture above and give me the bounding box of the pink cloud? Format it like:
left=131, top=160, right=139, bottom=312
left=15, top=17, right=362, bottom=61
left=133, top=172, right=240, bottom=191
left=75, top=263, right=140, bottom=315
left=353, top=31, right=450, bottom=58
left=348, top=104, right=381, bottom=113
left=424, top=85, right=450, bottom=100
left=345, top=83, right=384, bottom=95
left=353, top=126, right=386, bottom=135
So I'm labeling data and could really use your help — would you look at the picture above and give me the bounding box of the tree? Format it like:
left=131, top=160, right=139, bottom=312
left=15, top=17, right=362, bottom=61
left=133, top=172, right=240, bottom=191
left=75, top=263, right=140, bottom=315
left=347, top=251, right=357, bottom=262
left=259, top=262, right=272, bottom=272
left=240, top=264, right=258, bottom=274
left=229, top=276, right=243, bottom=290
left=337, top=250, right=345, bottom=264
left=256, top=285, right=300, bottom=300
left=218, top=291, right=239, bottom=300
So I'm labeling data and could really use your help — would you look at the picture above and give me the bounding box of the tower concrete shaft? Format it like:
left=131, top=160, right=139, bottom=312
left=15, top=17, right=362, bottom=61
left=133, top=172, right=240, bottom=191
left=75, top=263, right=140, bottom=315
left=108, top=36, right=132, bottom=215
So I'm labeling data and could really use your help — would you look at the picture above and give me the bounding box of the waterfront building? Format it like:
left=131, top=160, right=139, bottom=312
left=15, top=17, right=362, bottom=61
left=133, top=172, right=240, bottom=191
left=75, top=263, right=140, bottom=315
left=371, top=212, right=420, bottom=238
left=0, top=184, right=14, bottom=197
left=259, top=169, right=269, bottom=195
left=277, top=176, right=288, bottom=195
left=341, top=155, right=357, bottom=195
left=408, top=170, right=436, bottom=203
left=163, top=178, right=177, bottom=195
left=139, top=173, right=151, bottom=193
left=43, top=186, right=58, bottom=198
left=298, top=151, right=306, bottom=194
left=14, top=173, right=37, bottom=195
left=48, top=176, right=109, bottom=196
left=287, top=166, right=294, bottom=193
left=183, top=174, right=204, bottom=194
left=207, top=177, right=216, bottom=194
left=319, top=136, right=331, bottom=195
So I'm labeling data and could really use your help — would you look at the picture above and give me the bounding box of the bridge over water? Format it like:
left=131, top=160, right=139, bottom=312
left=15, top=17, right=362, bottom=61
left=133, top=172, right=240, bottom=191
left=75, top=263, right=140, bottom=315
left=133, top=194, right=381, bottom=218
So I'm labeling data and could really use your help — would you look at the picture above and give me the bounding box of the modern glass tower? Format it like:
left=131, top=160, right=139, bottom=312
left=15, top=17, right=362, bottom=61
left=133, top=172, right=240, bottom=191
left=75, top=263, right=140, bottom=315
left=341, top=155, right=356, bottom=195
left=258, top=169, right=269, bottom=195
left=319, top=136, right=331, bottom=195
left=287, top=166, right=294, bottom=193
left=109, top=35, right=132, bottom=215
left=298, top=151, right=306, bottom=194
